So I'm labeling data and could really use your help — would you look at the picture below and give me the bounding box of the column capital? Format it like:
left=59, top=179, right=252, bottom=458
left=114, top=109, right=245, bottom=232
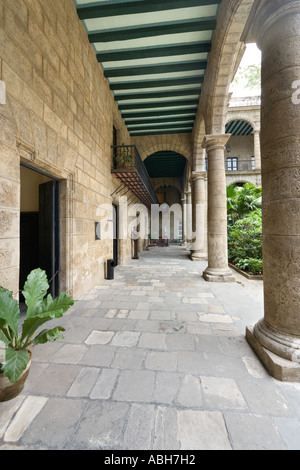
left=249, top=0, right=300, bottom=47
left=202, top=134, right=231, bottom=152
left=191, top=170, right=207, bottom=182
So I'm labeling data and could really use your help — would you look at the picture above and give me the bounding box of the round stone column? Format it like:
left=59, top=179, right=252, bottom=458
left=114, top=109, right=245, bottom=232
left=190, top=171, right=208, bottom=260
left=185, top=188, right=192, bottom=251
left=181, top=195, right=186, bottom=246
left=202, top=134, right=235, bottom=282
left=246, top=0, right=300, bottom=381
left=253, top=130, right=261, bottom=171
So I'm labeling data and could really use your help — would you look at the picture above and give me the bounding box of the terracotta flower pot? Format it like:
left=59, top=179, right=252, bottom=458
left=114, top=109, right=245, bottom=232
left=0, top=353, right=31, bottom=402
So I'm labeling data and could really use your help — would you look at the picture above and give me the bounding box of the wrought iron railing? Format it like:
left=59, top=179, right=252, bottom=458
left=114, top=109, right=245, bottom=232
left=111, top=145, right=159, bottom=206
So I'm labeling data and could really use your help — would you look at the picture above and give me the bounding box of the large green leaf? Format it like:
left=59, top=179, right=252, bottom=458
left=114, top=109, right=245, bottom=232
left=21, top=292, right=74, bottom=347
left=32, top=327, right=65, bottom=345
left=21, top=315, right=58, bottom=346
left=22, top=269, right=49, bottom=318
left=0, top=288, right=20, bottom=339
left=1, top=347, right=30, bottom=384
left=0, top=327, right=11, bottom=346
left=42, top=292, right=75, bottom=317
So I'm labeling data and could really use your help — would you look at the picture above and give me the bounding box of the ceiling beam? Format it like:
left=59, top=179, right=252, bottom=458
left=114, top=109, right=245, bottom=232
left=88, top=17, right=216, bottom=43
left=119, top=100, right=199, bottom=110
left=77, top=0, right=222, bottom=20
left=122, top=109, right=197, bottom=118
left=97, top=42, right=211, bottom=63
left=104, top=60, right=207, bottom=78
left=130, top=129, right=192, bottom=136
left=125, top=116, right=194, bottom=125
left=127, top=123, right=193, bottom=131
left=110, top=76, right=204, bottom=90
left=114, top=88, right=201, bottom=101
left=226, top=120, right=254, bottom=135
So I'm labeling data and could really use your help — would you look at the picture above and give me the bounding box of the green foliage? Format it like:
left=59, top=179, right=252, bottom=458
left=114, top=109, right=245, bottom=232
left=227, top=183, right=263, bottom=275
left=0, top=269, right=75, bottom=384
left=116, top=144, right=133, bottom=167
left=227, top=183, right=262, bottom=224
left=232, top=64, right=261, bottom=91
left=245, top=258, right=263, bottom=275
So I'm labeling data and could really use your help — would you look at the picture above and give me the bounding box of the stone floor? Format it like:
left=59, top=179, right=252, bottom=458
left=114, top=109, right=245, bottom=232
left=1, top=245, right=300, bottom=450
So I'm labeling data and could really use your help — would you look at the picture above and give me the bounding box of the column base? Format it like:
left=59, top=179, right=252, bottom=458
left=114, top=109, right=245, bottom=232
left=190, top=251, right=207, bottom=261
left=203, top=267, right=236, bottom=282
left=246, top=325, right=300, bottom=382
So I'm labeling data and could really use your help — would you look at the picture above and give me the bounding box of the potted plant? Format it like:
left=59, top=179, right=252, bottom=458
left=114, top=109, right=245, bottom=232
left=116, top=144, right=133, bottom=168
left=0, top=268, right=75, bottom=402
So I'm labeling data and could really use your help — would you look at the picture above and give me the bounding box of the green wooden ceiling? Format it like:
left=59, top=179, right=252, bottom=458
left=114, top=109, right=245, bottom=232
left=74, top=0, right=221, bottom=136
left=225, top=120, right=253, bottom=136
left=144, top=151, right=187, bottom=178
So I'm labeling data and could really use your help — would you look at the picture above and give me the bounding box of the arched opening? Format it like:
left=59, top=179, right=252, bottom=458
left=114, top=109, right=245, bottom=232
left=144, top=151, right=187, bottom=245
left=227, top=182, right=262, bottom=276
left=144, top=151, right=187, bottom=179
left=225, top=120, right=254, bottom=172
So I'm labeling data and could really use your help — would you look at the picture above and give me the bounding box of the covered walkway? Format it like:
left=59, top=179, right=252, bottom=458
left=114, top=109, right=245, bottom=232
left=1, top=246, right=300, bottom=450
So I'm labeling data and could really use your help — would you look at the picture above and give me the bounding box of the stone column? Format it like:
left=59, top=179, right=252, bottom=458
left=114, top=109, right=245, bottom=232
left=246, top=0, right=300, bottom=381
left=185, top=188, right=192, bottom=251
left=181, top=195, right=186, bottom=246
left=190, top=171, right=208, bottom=260
left=254, top=130, right=261, bottom=171
left=202, top=134, right=235, bottom=282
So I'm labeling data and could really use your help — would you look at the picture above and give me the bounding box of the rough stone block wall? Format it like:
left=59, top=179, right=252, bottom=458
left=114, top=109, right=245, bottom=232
left=0, top=0, right=134, bottom=298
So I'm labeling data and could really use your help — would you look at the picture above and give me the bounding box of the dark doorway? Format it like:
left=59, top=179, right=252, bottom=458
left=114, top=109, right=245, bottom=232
left=20, top=165, right=60, bottom=299
left=113, top=204, right=118, bottom=267
left=39, top=180, right=60, bottom=297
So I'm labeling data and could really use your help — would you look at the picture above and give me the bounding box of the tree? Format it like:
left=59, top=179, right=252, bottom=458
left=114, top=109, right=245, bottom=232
left=227, top=183, right=262, bottom=224
left=227, top=183, right=263, bottom=274
left=232, top=64, right=261, bottom=91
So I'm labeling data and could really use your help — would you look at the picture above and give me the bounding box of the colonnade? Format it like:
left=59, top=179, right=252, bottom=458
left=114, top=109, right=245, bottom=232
left=246, top=0, right=300, bottom=381
left=181, top=0, right=300, bottom=381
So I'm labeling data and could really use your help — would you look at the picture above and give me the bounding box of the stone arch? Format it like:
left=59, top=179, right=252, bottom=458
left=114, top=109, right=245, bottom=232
left=152, top=178, right=183, bottom=195
left=195, top=0, right=256, bottom=135
left=225, top=117, right=254, bottom=132
left=131, top=133, right=192, bottom=162
left=225, top=111, right=260, bottom=133
left=193, top=115, right=206, bottom=147
left=226, top=174, right=262, bottom=187
left=192, top=116, right=206, bottom=170
left=182, top=157, right=193, bottom=213
left=227, top=178, right=253, bottom=186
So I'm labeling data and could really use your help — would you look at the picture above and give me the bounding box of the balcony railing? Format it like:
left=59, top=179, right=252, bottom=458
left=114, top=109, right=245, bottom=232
left=111, top=145, right=159, bottom=208
left=229, top=96, right=261, bottom=107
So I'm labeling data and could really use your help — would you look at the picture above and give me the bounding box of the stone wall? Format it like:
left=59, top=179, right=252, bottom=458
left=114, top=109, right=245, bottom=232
left=0, top=0, right=135, bottom=298
left=226, top=134, right=254, bottom=169
left=132, top=133, right=192, bottom=162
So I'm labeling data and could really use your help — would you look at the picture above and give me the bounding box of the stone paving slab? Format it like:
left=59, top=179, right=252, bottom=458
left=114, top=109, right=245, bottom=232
left=1, top=246, right=300, bottom=450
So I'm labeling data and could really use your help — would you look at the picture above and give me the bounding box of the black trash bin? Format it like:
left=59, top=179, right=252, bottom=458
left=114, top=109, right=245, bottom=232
left=107, top=259, right=115, bottom=280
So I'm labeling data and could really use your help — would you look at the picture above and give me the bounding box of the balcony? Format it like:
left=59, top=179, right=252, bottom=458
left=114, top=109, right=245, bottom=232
left=111, top=145, right=159, bottom=208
